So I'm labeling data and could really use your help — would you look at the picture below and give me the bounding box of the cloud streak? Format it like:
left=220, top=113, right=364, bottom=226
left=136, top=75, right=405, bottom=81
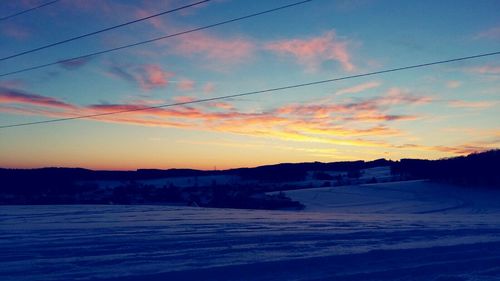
left=467, top=65, right=500, bottom=75
left=448, top=100, right=497, bottom=109
left=169, top=32, right=255, bottom=68
left=0, top=88, right=75, bottom=109
left=336, top=81, right=381, bottom=95
left=4, top=86, right=490, bottom=157
left=265, top=30, right=354, bottom=72
left=107, top=64, right=174, bottom=90
left=58, top=57, right=92, bottom=70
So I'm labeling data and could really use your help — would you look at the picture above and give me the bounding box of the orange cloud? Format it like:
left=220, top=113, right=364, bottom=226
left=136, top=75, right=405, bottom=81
left=1, top=86, right=437, bottom=152
left=265, top=30, right=354, bottom=72
left=395, top=139, right=500, bottom=157
left=207, top=102, right=234, bottom=110
left=172, top=96, right=196, bottom=103
left=432, top=144, right=497, bottom=155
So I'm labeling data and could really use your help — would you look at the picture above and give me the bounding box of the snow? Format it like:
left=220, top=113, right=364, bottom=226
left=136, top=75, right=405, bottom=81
left=1, top=180, right=500, bottom=280
left=279, top=180, right=500, bottom=214
left=92, top=175, right=240, bottom=189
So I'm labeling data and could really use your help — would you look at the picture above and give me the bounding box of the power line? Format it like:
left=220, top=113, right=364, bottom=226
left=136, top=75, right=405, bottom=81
left=1, top=50, right=499, bottom=129
left=0, top=0, right=60, bottom=21
left=0, top=0, right=313, bottom=78
left=0, top=0, right=210, bottom=61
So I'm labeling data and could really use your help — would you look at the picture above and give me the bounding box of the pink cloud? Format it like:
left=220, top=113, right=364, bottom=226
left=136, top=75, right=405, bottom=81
left=377, top=88, right=433, bottom=106
left=108, top=64, right=174, bottom=90
left=207, top=102, right=234, bottom=110
left=336, top=81, right=381, bottom=95
left=265, top=30, right=354, bottom=72
left=143, top=65, right=171, bottom=88
left=0, top=88, right=75, bottom=109
left=135, top=8, right=165, bottom=30
left=1, top=86, right=435, bottom=150
left=171, top=32, right=255, bottom=66
left=172, top=96, right=196, bottom=103
left=433, top=145, right=494, bottom=155
left=276, top=88, right=431, bottom=123
left=177, top=79, right=195, bottom=91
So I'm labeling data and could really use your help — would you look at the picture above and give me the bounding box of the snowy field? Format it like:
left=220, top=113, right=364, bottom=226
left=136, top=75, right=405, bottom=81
left=1, top=180, right=500, bottom=281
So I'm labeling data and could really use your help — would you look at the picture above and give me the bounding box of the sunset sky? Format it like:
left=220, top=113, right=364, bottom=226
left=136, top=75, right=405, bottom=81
left=0, top=0, right=499, bottom=170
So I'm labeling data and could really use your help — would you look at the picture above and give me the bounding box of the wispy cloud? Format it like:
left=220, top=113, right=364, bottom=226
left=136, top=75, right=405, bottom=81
left=107, top=63, right=174, bottom=90
left=335, top=81, right=381, bottom=95
left=172, top=96, right=196, bottom=103
left=433, top=144, right=498, bottom=155
left=58, top=57, right=92, bottom=70
left=377, top=87, right=433, bottom=106
left=0, top=87, right=438, bottom=152
left=176, top=79, right=195, bottom=91
left=4, top=87, right=495, bottom=159
left=170, top=32, right=255, bottom=67
left=0, top=88, right=75, bottom=109
left=467, top=65, right=500, bottom=75
left=207, top=102, right=234, bottom=110
left=448, top=100, right=497, bottom=109
left=265, top=30, right=354, bottom=72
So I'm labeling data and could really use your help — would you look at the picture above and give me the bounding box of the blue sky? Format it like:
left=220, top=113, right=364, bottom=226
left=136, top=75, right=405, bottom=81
left=0, top=0, right=499, bottom=170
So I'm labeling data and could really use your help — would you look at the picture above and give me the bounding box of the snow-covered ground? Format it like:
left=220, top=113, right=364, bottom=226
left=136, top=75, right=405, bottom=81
left=281, top=180, right=500, bottom=214
left=1, top=180, right=500, bottom=281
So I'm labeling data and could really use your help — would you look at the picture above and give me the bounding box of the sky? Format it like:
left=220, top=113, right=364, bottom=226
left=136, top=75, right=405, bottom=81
left=0, top=0, right=499, bottom=170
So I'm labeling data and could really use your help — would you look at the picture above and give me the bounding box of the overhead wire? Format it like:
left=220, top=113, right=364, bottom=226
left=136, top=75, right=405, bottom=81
left=1, top=50, right=499, bottom=129
left=0, top=0, right=210, bottom=61
left=0, top=0, right=313, bottom=78
left=0, top=0, right=60, bottom=21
